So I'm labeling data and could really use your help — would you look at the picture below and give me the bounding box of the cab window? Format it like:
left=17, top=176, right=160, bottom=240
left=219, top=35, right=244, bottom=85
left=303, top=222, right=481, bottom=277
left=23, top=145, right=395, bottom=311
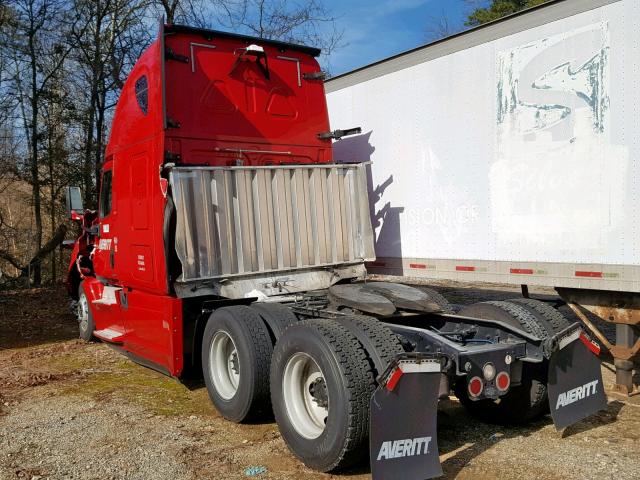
left=135, top=75, right=148, bottom=115
left=100, top=170, right=113, bottom=218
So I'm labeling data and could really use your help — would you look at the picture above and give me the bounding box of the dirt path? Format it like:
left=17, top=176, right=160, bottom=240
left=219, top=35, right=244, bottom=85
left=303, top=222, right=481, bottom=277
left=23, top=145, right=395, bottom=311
left=1, top=284, right=638, bottom=480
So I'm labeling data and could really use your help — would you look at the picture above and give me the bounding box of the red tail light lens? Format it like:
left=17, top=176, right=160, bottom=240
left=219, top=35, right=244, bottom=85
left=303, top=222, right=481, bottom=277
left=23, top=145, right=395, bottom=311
left=468, top=376, right=483, bottom=397
left=496, top=371, right=510, bottom=392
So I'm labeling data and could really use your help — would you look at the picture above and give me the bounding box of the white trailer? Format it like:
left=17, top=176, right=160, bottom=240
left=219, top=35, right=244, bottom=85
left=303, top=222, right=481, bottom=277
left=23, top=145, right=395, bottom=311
left=325, top=0, right=640, bottom=392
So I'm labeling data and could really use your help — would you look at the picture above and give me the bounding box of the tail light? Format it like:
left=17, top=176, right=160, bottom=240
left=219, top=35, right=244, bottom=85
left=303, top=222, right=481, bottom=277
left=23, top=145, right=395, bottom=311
left=579, top=333, right=601, bottom=356
left=468, top=376, right=483, bottom=398
left=496, top=371, right=510, bottom=392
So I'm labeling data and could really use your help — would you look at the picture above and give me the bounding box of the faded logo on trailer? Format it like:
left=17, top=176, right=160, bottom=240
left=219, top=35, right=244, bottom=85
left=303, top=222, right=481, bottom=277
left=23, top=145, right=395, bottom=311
left=491, top=22, right=629, bottom=262
left=496, top=23, right=610, bottom=134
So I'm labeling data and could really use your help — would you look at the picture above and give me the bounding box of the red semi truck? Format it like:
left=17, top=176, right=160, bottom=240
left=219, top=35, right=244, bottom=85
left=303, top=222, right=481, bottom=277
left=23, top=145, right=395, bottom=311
left=64, top=24, right=608, bottom=479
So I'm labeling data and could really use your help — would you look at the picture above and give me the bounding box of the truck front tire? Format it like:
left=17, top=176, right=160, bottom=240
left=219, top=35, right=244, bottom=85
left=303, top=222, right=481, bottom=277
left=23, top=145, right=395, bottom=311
left=77, top=283, right=95, bottom=342
left=202, top=306, right=273, bottom=422
left=271, top=319, right=375, bottom=472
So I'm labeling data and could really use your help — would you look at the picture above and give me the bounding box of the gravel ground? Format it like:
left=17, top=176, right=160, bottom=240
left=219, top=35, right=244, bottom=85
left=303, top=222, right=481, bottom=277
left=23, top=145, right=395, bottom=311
left=1, top=283, right=639, bottom=480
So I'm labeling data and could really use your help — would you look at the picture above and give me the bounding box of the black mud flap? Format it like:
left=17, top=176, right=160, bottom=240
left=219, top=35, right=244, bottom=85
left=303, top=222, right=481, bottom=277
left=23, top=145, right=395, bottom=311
left=547, top=331, right=607, bottom=430
left=370, top=357, right=443, bottom=480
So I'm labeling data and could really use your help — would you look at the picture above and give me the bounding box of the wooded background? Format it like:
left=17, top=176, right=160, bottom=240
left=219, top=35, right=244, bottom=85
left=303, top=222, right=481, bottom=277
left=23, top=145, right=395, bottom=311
left=0, top=0, right=546, bottom=288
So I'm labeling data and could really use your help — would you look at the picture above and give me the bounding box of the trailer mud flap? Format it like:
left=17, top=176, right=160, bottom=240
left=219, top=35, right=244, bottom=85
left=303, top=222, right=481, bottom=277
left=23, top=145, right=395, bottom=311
left=370, top=359, right=442, bottom=480
left=547, top=333, right=607, bottom=430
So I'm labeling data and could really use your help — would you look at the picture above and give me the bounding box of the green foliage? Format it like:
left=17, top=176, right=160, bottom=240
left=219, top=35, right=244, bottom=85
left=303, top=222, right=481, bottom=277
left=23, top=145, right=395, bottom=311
left=466, top=0, right=551, bottom=26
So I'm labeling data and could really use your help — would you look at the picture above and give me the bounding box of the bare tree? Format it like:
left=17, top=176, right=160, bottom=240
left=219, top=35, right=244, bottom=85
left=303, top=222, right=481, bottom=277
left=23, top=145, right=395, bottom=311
left=156, top=0, right=180, bottom=23
left=0, top=0, right=345, bottom=287
left=148, top=0, right=343, bottom=65
left=224, top=0, right=343, bottom=60
left=0, top=4, right=20, bottom=281
left=151, top=0, right=220, bottom=25
left=71, top=0, right=149, bottom=207
left=7, top=0, right=83, bottom=286
left=425, top=11, right=455, bottom=42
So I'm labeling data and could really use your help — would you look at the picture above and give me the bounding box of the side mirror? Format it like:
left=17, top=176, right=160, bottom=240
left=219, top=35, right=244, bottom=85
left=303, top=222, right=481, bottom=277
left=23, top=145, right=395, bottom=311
left=65, top=186, right=84, bottom=220
left=61, top=239, right=76, bottom=250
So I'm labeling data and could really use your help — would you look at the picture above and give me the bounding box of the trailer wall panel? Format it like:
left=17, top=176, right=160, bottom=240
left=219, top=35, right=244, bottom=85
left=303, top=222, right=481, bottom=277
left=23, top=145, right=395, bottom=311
left=326, top=0, right=640, bottom=292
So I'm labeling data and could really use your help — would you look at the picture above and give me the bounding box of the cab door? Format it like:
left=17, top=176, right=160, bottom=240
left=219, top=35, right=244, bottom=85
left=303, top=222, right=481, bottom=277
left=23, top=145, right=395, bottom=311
left=93, top=159, right=119, bottom=283
left=88, top=158, right=127, bottom=339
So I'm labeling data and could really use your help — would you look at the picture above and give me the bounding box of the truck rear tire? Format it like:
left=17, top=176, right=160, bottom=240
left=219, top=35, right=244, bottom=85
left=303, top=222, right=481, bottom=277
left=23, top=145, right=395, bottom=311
left=270, top=319, right=375, bottom=472
left=251, top=302, right=298, bottom=342
left=336, top=315, right=404, bottom=377
left=420, top=287, right=456, bottom=314
left=507, top=298, right=571, bottom=334
left=455, top=301, right=548, bottom=424
left=202, top=306, right=273, bottom=422
left=460, top=300, right=549, bottom=339
left=77, top=283, right=95, bottom=342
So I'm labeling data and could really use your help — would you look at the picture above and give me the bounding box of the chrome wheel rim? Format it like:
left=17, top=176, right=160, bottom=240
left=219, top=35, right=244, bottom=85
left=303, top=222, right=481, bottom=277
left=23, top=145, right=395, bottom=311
left=210, top=331, right=240, bottom=400
left=78, top=292, right=89, bottom=332
left=282, top=352, right=328, bottom=439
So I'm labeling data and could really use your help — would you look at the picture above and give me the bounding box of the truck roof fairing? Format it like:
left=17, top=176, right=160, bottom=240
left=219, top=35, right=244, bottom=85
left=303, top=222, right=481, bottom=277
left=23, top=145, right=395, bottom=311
left=164, top=24, right=322, bottom=58
left=106, top=23, right=330, bottom=162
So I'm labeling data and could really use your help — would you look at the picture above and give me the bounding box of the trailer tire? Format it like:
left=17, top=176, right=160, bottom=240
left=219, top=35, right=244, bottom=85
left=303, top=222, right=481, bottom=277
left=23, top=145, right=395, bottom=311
left=202, top=306, right=273, bottom=423
left=251, top=302, right=299, bottom=342
left=271, top=319, right=375, bottom=472
left=420, top=287, right=456, bottom=313
left=336, top=315, right=404, bottom=377
left=77, top=283, right=95, bottom=342
left=507, top=298, right=571, bottom=334
left=455, top=301, right=548, bottom=424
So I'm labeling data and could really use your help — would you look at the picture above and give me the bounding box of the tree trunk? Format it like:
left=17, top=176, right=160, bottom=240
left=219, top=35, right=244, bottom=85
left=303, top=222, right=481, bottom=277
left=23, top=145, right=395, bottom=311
left=49, top=163, right=56, bottom=283
left=83, top=8, right=104, bottom=209
left=95, top=85, right=107, bottom=187
left=28, top=27, right=42, bottom=287
left=83, top=85, right=98, bottom=208
left=0, top=224, right=68, bottom=279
